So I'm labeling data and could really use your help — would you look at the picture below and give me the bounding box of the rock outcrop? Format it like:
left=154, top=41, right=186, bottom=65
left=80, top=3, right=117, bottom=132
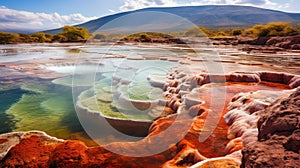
left=190, top=157, right=241, bottom=168
left=241, top=88, right=300, bottom=168
left=266, top=35, right=300, bottom=50
left=212, top=35, right=300, bottom=52
left=1, top=71, right=299, bottom=167
left=0, top=131, right=63, bottom=161
left=0, top=130, right=176, bottom=167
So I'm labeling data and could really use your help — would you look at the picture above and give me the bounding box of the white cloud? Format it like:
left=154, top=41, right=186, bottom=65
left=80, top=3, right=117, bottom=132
left=277, top=3, right=290, bottom=9
left=226, top=0, right=276, bottom=6
left=119, top=0, right=285, bottom=12
left=0, top=6, right=97, bottom=32
left=120, top=0, right=177, bottom=11
left=109, top=9, right=116, bottom=13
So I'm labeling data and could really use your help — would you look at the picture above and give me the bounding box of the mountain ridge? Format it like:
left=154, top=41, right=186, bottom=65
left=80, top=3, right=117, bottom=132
left=44, top=5, right=300, bottom=34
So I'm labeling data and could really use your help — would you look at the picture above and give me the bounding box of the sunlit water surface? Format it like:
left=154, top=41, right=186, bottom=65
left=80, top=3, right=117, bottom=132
left=0, top=43, right=299, bottom=146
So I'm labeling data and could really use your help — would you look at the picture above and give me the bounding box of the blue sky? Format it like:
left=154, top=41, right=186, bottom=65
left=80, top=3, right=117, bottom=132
left=0, top=0, right=299, bottom=32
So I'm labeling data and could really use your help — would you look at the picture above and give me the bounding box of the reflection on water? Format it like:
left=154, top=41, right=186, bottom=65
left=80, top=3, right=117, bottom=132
left=0, top=88, right=28, bottom=133
left=0, top=43, right=299, bottom=146
left=0, top=79, right=98, bottom=146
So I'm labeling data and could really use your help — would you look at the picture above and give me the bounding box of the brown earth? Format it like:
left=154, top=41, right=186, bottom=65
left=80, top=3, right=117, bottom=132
left=0, top=71, right=299, bottom=167
left=241, top=88, right=300, bottom=168
left=211, top=35, right=300, bottom=52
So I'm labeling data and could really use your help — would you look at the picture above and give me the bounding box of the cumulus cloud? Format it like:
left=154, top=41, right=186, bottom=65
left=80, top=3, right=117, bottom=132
left=227, top=0, right=276, bottom=5
left=120, top=0, right=177, bottom=11
left=108, top=9, right=116, bottom=13
left=236, top=0, right=268, bottom=5
left=119, top=0, right=281, bottom=11
left=0, top=6, right=97, bottom=32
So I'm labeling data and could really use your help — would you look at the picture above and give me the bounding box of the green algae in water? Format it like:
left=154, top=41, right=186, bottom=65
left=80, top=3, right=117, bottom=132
left=123, top=82, right=164, bottom=101
left=79, top=90, right=152, bottom=121
left=0, top=88, right=28, bottom=133
left=77, top=60, right=173, bottom=121
left=52, top=76, right=74, bottom=87
left=53, top=74, right=104, bottom=87
left=20, top=81, right=49, bottom=93
left=82, top=77, right=154, bottom=119
left=5, top=80, right=86, bottom=140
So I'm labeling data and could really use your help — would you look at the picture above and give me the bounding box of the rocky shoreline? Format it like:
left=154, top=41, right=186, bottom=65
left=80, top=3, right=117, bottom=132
left=0, top=42, right=300, bottom=167
left=0, top=70, right=299, bottom=167
left=241, top=88, right=300, bottom=168
left=211, top=35, right=300, bottom=53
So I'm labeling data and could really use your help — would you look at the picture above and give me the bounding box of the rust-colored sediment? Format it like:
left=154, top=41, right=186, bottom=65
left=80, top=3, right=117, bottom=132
left=0, top=139, right=8, bottom=144
left=0, top=71, right=299, bottom=167
left=241, top=88, right=300, bottom=168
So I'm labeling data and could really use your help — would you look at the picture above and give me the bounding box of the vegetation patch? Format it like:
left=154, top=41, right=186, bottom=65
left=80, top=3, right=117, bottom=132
left=1, top=22, right=299, bottom=44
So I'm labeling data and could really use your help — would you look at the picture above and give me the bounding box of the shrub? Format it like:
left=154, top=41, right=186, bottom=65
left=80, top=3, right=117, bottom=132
left=18, top=33, right=35, bottom=43
left=232, top=29, right=242, bottom=36
left=31, top=32, right=52, bottom=42
left=52, top=34, right=67, bottom=42
left=215, top=31, right=228, bottom=37
left=93, top=33, right=107, bottom=40
left=139, top=33, right=151, bottom=42
left=61, top=26, right=91, bottom=42
left=244, top=22, right=299, bottom=37
left=121, top=32, right=172, bottom=42
left=0, top=31, right=19, bottom=44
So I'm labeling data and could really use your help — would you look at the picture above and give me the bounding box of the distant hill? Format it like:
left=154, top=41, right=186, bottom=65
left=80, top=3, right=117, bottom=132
left=46, top=5, right=300, bottom=34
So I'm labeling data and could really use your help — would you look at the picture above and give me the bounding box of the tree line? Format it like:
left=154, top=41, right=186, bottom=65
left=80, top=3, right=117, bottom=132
left=1, top=22, right=300, bottom=44
left=0, top=26, right=91, bottom=44
left=184, top=22, right=300, bottom=38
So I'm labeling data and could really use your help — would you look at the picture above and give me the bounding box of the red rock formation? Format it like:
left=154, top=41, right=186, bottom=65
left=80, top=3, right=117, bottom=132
left=266, top=35, right=300, bottom=50
left=212, top=35, right=300, bottom=50
left=0, top=131, right=63, bottom=161
left=1, top=71, right=298, bottom=167
left=0, top=132, right=177, bottom=167
left=227, top=73, right=261, bottom=83
left=180, top=71, right=300, bottom=89
left=190, top=157, right=241, bottom=168
left=241, top=88, right=300, bottom=168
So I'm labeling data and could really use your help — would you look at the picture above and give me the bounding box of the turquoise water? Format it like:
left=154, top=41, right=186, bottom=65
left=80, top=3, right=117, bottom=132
left=0, top=79, right=97, bottom=145
left=0, top=88, right=28, bottom=133
left=1, top=43, right=299, bottom=147
left=75, top=58, right=176, bottom=120
left=0, top=44, right=182, bottom=145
